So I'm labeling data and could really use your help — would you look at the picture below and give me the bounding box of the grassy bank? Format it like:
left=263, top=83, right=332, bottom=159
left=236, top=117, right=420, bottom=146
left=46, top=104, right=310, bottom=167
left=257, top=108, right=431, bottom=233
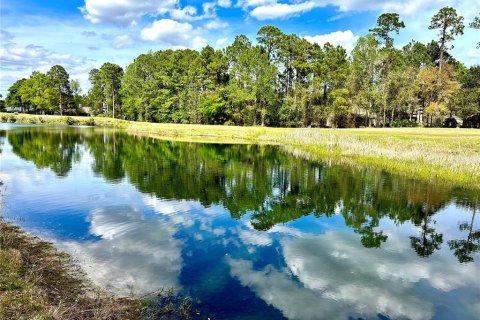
left=0, top=112, right=129, bottom=128
left=2, top=112, right=480, bottom=189
left=0, top=219, right=191, bottom=319
left=0, top=219, right=143, bottom=319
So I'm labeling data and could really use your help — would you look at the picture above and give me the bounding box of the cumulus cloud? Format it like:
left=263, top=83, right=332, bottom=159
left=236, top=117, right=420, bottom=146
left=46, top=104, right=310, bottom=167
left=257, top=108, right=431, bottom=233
left=80, top=0, right=178, bottom=25
left=80, top=0, right=221, bottom=25
left=140, top=19, right=207, bottom=49
left=304, top=30, right=359, bottom=53
left=313, top=0, right=471, bottom=17
left=244, top=0, right=476, bottom=22
left=204, top=19, right=229, bottom=29
left=215, top=37, right=229, bottom=48
left=61, top=206, right=184, bottom=296
left=0, top=44, right=88, bottom=72
left=112, top=34, right=134, bottom=48
left=250, top=1, right=316, bottom=20
left=218, top=0, right=232, bottom=8
left=236, top=0, right=277, bottom=9
left=170, top=5, right=199, bottom=20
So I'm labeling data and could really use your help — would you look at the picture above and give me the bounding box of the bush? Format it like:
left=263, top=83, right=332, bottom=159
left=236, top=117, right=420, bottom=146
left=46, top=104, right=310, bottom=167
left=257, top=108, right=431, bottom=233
left=84, top=117, right=95, bottom=126
left=1, top=115, right=8, bottom=123
left=65, top=117, right=77, bottom=125
left=390, top=119, right=418, bottom=127
left=462, top=114, right=480, bottom=128
left=444, top=117, right=458, bottom=128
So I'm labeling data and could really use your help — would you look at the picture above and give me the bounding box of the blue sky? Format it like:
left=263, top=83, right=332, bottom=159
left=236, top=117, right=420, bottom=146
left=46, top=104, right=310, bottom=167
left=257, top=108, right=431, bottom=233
left=1, top=0, right=479, bottom=96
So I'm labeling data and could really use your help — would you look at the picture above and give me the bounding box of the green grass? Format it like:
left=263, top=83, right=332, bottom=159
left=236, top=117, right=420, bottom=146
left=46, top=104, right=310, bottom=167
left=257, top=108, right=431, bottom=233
left=2, top=112, right=480, bottom=189
left=0, top=112, right=129, bottom=128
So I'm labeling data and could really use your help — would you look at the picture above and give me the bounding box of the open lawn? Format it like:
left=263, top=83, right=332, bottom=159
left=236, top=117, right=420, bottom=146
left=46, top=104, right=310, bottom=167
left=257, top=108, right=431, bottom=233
left=2, top=112, right=480, bottom=189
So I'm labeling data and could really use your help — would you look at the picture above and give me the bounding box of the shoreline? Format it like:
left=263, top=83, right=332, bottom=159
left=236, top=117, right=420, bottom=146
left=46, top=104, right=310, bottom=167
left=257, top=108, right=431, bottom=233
left=0, top=218, right=192, bottom=319
left=2, top=112, right=480, bottom=189
left=0, top=219, right=144, bottom=319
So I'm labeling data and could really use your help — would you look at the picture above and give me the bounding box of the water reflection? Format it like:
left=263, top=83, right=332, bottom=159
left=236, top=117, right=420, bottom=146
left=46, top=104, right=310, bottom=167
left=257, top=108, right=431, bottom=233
left=2, top=124, right=480, bottom=319
left=229, top=229, right=480, bottom=320
left=62, top=206, right=183, bottom=295
left=5, top=126, right=479, bottom=262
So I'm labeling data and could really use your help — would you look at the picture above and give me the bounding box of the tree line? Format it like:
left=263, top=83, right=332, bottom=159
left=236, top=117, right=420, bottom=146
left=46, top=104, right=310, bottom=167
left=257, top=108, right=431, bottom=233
left=3, top=7, right=480, bottom=127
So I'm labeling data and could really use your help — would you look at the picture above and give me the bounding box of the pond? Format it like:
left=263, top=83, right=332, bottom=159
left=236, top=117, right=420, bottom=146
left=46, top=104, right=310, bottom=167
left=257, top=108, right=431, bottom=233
left=0, top=123, right=479, bottom=320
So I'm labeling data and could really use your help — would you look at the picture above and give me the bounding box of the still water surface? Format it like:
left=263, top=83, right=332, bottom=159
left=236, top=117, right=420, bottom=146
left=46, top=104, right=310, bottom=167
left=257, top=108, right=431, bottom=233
left=0, top=124, right=479, bottom=320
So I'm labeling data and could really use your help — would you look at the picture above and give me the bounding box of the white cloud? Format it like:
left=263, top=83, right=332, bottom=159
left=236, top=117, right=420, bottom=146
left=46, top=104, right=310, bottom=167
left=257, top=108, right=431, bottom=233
left=112, top=34, right=134, bottom=48
left=466, top=47, right=480, bottom=65
left=170, top=5, right=198, bottom=20
left=304, top=30, right=359, bottom=53
left=169, top=3, right=218, bottom=21
left=215, top=37, right=229, bottom=48
left=205, top=19, right=229, bottom=29
left=244, top=0, right=478, bottom=27
left=0, top=43, right=88, bottom=72
left=236, top=0, right=277, bottom=9
left=313, top=0, right=473, bottom=17
left=140, top=19, right=207, bottom=49
left=218, top=0, right=232, bottom=8
left=250, top=1, right=316, bottom=20
left=80, top=0, right=221, bottom=24
left=80, top=0, right=178, bottom=25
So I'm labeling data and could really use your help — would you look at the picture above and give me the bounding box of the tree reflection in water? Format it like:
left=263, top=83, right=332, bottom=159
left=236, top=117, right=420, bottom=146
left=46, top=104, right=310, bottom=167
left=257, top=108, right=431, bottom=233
left=6, top=126, right=480, bottom=261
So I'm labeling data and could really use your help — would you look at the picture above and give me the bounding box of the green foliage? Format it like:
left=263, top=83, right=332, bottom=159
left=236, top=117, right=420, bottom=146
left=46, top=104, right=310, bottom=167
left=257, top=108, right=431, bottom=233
left=370, top=13, right=405, bottom=47
left=470, top=14, right=480, bottom=48
left=390, top=119, right=419, bottom=127
left=199, top=92, right=226, bottom=124
left=429, top=7, right=464, bottom=71
left=4, top=13, right=480, bottom=128
left=48, top=65, right=71, bottom=115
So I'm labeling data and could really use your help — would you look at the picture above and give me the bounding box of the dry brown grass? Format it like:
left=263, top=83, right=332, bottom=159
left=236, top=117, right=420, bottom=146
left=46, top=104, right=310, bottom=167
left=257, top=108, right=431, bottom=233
left=0, top=220, right=145, bottom=320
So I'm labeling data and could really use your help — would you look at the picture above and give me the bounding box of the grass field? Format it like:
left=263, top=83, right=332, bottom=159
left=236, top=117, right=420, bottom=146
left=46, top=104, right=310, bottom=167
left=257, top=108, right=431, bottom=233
left=2, top=112, right=480, bottom=189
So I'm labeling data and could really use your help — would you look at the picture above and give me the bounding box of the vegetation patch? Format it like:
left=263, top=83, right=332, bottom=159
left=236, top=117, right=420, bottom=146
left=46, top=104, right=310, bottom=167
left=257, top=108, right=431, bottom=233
left=0, top=219, right=191, bottom=320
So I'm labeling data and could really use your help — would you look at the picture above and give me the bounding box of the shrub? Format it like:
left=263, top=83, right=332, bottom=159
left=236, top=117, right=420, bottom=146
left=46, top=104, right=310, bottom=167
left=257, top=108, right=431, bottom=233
left=65, top=117, right=77, bottom=125
left=444, top=117, right=458, bottom=128
left=390, top=119, right=418, bottom=127
left=84, top=117, right=95, bottom=126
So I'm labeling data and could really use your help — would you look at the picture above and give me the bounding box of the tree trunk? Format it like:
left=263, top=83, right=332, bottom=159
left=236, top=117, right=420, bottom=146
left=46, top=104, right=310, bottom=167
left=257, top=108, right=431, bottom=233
left=438, top=25, right=447, bottom=80
left=112, top=90, right=115, bottom=119
left=59, top=86, right=63, bottom=116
